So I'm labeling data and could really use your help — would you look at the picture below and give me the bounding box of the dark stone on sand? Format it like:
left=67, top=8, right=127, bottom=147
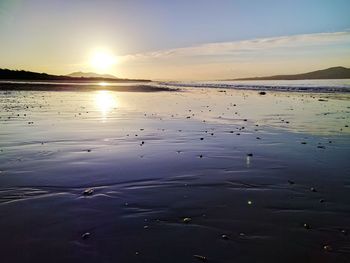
left=193, top=255, right=207, bottom=262
left=83, top=188, right=94, bottom=196
left=221, top=234, right=229, bottom=240
left=303, top=223, right=311, bottom=229
left=301, top=142, right=307, bottom=144
left=81, top=232, right=91, bottom=239
left=317, top=145, right=325, bottom=149
left=319, top=199, right=325, bottom=203
left=247, top=153, right=253, bottom=157
left=256, top=137, right=261, bottom=140
left=200, top=138, right=204, bottom=140
left=183, top=217, right=192, bottom=223
left=288, top=180, right=295, bottom=185
left=341, top=229, right=348, bottom=235
left=310, top=187, right=317, bottom=192
left=323, top=245, right=333, bottom=252
left=259, top=91, right=266, bottom=95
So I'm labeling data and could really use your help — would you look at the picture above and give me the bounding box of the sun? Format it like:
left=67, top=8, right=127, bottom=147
left=90, top=49, right=118, bottom=72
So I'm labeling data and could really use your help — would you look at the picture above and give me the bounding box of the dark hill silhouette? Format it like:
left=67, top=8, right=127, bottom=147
left=234, top=67, right=350, bottom=80
left=67, top=72, right=118, bottom=79
left=0, top=68, right=150, bottom=82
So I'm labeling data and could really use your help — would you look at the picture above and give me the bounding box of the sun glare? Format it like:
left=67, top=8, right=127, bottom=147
left=98, top=82, right=109, bottom=87
left=90, top=49, right=118, bottom=72
left=94, top=90, right=117, bottom=119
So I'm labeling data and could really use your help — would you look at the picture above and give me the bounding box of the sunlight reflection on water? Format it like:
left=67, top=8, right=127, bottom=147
left=94, top=90, right=117, bottom=119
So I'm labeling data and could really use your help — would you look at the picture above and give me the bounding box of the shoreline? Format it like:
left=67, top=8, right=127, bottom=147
left=0, top=82, right=177, bottom=92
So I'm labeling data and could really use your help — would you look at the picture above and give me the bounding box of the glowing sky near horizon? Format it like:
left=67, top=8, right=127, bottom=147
left=0, top=0, right=350, bottom=80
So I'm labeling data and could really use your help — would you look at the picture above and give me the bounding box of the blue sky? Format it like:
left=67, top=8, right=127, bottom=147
left=0, top=0, right=349, bottom=79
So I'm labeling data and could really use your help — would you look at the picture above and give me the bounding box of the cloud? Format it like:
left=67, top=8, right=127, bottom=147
left=116, top=31, right=350, bottom=80
left=122, top=31, right=350, bottom=61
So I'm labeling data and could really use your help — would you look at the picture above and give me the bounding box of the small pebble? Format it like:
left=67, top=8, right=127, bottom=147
left=183, top=217, right=192, bottom=223
left=303, top=223, right=311, bottom=229
left=193, top=255, right=207, bottom=262
left=81, top=232, right=91, bottom=239
left=221, top=234, right=229, bottom=240
left=323, top=245, right=333, bottom=252
left=247, top=153, right=253, bottom=157
left=310, top=187, right=317, bottom=192
left=83, top=188, right=94, bottom=196
left=341, top=229, right=348, bottom=235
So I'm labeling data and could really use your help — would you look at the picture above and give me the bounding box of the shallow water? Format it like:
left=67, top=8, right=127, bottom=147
left=160, top=79, right=350, bottom=92
left=0, top=87, right=350, bottom=262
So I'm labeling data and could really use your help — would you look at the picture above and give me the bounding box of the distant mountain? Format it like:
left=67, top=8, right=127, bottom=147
left=67, top=72, right=118, bottom=79
left=234, top=67, right=350, bottom=80
left=0, top=68, right=150, bottom=82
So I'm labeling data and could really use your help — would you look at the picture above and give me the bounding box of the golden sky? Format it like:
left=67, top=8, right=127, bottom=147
left=0, top=0, right=350, bottom=80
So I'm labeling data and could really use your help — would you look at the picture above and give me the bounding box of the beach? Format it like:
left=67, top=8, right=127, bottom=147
left=0, top=82, right=350, bottom=262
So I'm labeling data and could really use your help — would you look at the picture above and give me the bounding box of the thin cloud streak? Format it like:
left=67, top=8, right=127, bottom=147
left=115, top=31, right=350, bottom=80
left=122, top=31, right=350, bottom=61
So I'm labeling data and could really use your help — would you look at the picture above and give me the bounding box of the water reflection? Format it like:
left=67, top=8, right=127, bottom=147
left=98, top=82, right=109, bottom=87
left=246, top=156, right=251, bottom=168
left=94, top=90, right=117, bottom=119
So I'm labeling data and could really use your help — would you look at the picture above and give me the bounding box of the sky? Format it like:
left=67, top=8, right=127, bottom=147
left=0, top=0, right=350, bottom=80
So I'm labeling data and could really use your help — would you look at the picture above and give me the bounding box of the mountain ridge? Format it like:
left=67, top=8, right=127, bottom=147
left=67, top=71, right=118, bottom=79
left=0, top=68, right=150, bottom=82
left=233, top=66, right=350, bottom=80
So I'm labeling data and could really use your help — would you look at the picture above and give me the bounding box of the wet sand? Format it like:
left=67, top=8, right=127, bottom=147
left=0, top=86, right=350, bottom=262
